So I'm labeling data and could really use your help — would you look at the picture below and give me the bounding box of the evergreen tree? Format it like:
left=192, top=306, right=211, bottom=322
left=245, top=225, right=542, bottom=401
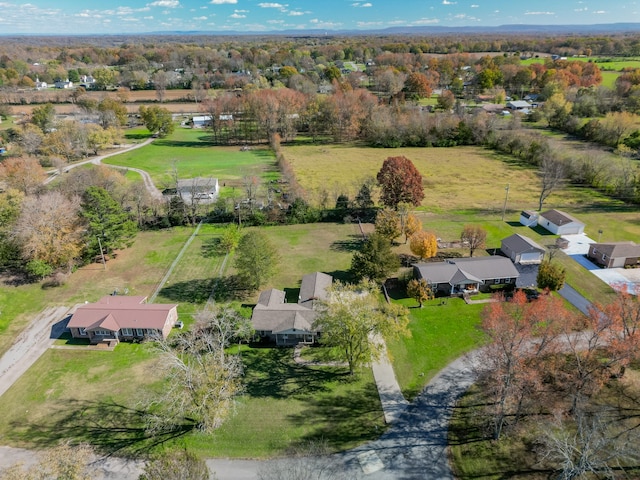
left=350, top=233, right=400, bottom=282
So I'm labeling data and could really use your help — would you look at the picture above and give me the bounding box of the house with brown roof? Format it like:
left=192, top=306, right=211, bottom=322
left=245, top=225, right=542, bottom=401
left=538, top=210, right=585, bottom=235
left=588, top=242, right=640, bottom=269
left=67, top=296, right=178, bottom=345
left=413, top=257, right=519, bottom=296
left=251, top=272, right=332, bottom=346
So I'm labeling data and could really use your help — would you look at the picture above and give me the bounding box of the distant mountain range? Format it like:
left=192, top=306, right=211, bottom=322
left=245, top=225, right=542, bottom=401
left=3, top=22, right=640, bottom=39
left=146, top=23, right=640, bottom=37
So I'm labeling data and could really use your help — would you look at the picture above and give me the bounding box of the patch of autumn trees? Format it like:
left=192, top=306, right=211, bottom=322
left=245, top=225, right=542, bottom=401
left=467, top=288, right=640, bottom=477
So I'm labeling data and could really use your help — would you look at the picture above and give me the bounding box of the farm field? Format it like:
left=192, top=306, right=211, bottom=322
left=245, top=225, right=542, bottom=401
left=104, top=127, right=278, bottom=188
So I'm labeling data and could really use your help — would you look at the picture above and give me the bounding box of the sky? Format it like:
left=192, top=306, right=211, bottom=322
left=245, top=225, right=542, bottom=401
left=0, top=0, right=638, bottom=35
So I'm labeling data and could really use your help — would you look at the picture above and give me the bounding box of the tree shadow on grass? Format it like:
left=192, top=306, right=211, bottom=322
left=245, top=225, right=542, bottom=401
left=158, top=275, right=249, bottom=304
left=151, top=139, right=213, bottom=149
left=330, top=236, right=363, bottom=253
left=201, top=237, right=223, bottom=258
left=285, top=382, right=384, bottom=450
left=6, top=399, right=194, bottom=457
left=242, top=348, right=349, bottom=400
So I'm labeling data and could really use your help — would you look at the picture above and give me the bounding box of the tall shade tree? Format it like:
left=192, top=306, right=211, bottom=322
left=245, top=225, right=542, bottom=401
left=374, top=208, right=402, bottom=242
left=234, top=230, right=279, bottom=291
left=313, top=280, right=410, bottom=375
left=537, top=156, right=565, bottom=211
left=350, top=232, right=400, bottom=283
left=460, top=225, right=487, bottom=257
left=376, top=156, right=424, bottom=209
left=139, top=105, right=175, bottom=138
left=13, top=191, right=84, bottom=275
left=81, top=186, right=137, bottom=258
left=409, top=231, right=438, bottom=260
left=0, top=156, right=45, bottom=195
left=0, top=189, right=24, bottom=270
left=144, top=306, right=248, bottom=434
left=30, top=103, right=55, bottom=133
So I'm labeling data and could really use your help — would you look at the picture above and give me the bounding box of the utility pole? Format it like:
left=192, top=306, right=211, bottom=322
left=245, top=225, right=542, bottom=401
left=501, top=184, right=510, bottom=221
left=97, top=236, right=106, bottom=271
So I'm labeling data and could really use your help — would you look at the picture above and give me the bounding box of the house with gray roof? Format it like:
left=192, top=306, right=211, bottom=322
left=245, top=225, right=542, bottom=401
left=538, top=209, right=585, bottom=235
left=501, top=234, right=545, bottom=264
left=251, top=272, right=332, bottom=346
left=588, top=242, right=640, bottom=268
left=413, top=257, right=519, bottom=296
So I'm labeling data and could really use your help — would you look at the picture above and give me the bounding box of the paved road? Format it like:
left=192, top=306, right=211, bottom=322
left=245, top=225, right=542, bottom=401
left=0, top=306, right=70, bottom=398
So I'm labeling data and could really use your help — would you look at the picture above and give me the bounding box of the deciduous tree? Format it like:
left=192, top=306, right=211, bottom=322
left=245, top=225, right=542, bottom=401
left=409, top=231, right=438, bottom=260
left=374, top=208, right=401, bottom=242
left=13, top=191, right=84, bottom=275
left=139, top=105, right=175, bottom=138
left=350, top=232, right=400, bottom=282
left=537, top=260, right=566, bottom=291
left=144, top=306, right=247, bottom=434
left=376, top=156, right=424, bottom=209
left=538, top=156, right=565, bottom=211
left=403, top=213, right=422, bottom=244
left=314, top=280, right=409, bottom=375
left=460, top=225, right=487, bottom=257
left=407, top=278, right=433, bottom=307
left=234, top=230, right=279, bottom=291
left=140, top=451, right=209, bottom=480
left=30, top=103, right=55, bottom=133
left=0, top=156, right=45, bottom=194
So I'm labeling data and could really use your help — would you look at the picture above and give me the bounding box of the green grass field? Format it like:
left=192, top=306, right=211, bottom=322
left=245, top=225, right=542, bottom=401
left=519, top=56, right=640, bottom=71
left=105, top=127, right=278, bottom=189
left=386, top=296, right=485, bottom=400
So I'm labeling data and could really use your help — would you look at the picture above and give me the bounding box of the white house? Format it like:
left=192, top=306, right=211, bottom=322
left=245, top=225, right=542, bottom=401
left=538, top=209, right=585, bottom=235
left=192, top=115, right=212, bottom=128
left=54, top=78, right=73, bottom=89
left=35, top=78, right=48, bottom=90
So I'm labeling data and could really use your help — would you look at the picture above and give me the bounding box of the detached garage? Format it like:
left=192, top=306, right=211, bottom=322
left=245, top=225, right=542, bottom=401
left=538, top=210, right=585, bottom=235
left=501, top=234, right=546, bottom=264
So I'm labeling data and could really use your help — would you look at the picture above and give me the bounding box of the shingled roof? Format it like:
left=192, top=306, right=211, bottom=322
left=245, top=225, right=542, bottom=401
left=592, top=242, right=640, bottom=259
left=540, top=209, right=583, bottom=227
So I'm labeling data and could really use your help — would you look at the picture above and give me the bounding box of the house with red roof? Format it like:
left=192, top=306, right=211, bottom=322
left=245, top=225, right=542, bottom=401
left=67, top=296, right=178, bottom=345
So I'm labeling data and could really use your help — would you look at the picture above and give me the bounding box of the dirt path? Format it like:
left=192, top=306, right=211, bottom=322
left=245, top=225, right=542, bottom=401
left=0, top=305, right=70, bottom=398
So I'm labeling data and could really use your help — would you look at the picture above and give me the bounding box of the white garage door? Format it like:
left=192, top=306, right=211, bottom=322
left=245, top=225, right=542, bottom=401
left=520, top=252, right=541, bottom=264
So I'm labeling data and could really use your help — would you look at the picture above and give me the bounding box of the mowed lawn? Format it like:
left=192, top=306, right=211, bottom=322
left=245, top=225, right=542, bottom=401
left=104, top=127, right=278, bottom=187
left=0, top=222, right=383, bottom=457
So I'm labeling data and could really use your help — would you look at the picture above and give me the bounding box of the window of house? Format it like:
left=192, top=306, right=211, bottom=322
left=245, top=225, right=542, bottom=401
left=121, top=328, right=132, bottom=336
left=94, top=329, right=109, bottom=336
left=603, top=254, right=608, bottom=261
left=494, top=278, right=501, bottom=284
left=79, top=328, right=86, bottom=336
left=135, top=328, right=143, bottom=336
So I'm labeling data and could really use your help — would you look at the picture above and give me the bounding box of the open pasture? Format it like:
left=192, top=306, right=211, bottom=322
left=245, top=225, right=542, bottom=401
left=104, top=127, right=278, bottom=187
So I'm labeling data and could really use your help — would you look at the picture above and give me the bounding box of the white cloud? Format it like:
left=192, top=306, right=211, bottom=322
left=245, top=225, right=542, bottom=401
left=593, top=10, right=606, bottom=14
left=194, top=15, right=208, bottom=20
left=229, top=12, right=245, bottom=18
left=268, top=19, right=284, bottom=23
left=210, top=0, right=237, bottom=4
left=442, top=0, right=456, bottom=4
left=258, top=2, right=286, bottom=7
left=289, top=10, right=304, bottom=15
left=147, top=0, right=179, bottom=7
left=357, top=21, right=383, bottom=26
left=352, top=1, right=372, bottom=5
left=412, top=17, right=440, bottom=24
left=574, top=7, right=588, bottom=11
left=524, top=11, right=555, bottom=15
left=471, top=4, right=479, bottom=7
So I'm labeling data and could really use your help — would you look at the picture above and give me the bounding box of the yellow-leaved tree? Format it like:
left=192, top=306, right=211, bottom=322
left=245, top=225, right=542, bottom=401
left=410, top=231, right=438, bottom=260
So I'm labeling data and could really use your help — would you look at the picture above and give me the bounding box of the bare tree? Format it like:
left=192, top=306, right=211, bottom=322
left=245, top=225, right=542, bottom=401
left=142, top=306, right=250, bottom=434
left=460, top=225, right=487, bottom=257
left=152, top=70, right=168, bottom=103
left=0, top=442, right=94, bottom=480
left=538, top=155, right=565, bottom=211
left=537, top=408, right=640, bottom=480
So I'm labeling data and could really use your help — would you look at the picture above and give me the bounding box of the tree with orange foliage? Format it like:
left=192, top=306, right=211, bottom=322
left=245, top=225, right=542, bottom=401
left=403, top=213, right=422, bottom=244
left=0, top=156, right=45, bottom=195
left=409, top=231, right=437, bottom=260
left=480, top=291, right=567, bottom=439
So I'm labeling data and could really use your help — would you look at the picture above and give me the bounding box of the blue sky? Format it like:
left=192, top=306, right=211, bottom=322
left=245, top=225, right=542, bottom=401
left=0, top=0, right=637, bottom=34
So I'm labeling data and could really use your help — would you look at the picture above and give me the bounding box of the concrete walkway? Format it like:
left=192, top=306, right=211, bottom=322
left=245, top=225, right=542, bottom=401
left=370, top=334, right=409, bottom=424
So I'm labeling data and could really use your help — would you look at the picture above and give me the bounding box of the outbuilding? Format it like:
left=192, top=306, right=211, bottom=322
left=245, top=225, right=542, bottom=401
left=501, top=234, right=545, bottom=264
left=538, top=209, right=585, bottom=235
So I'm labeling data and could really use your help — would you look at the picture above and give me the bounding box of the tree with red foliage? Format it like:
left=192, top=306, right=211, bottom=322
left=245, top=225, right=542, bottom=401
left=376, top=156, right=424, bottom=209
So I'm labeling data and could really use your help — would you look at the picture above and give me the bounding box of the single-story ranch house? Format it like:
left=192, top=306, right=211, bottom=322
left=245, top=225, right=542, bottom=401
left=251, top=272, right=332, bottom=346
left=538, top=209, right=585, bottom=235
left=413, top=257, right=520, bottom=296
left=588, top=242, right=640, bottom=269
left=501, top=234, right=546, bottom=265
left=67, top=296, right=178, bottom=344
